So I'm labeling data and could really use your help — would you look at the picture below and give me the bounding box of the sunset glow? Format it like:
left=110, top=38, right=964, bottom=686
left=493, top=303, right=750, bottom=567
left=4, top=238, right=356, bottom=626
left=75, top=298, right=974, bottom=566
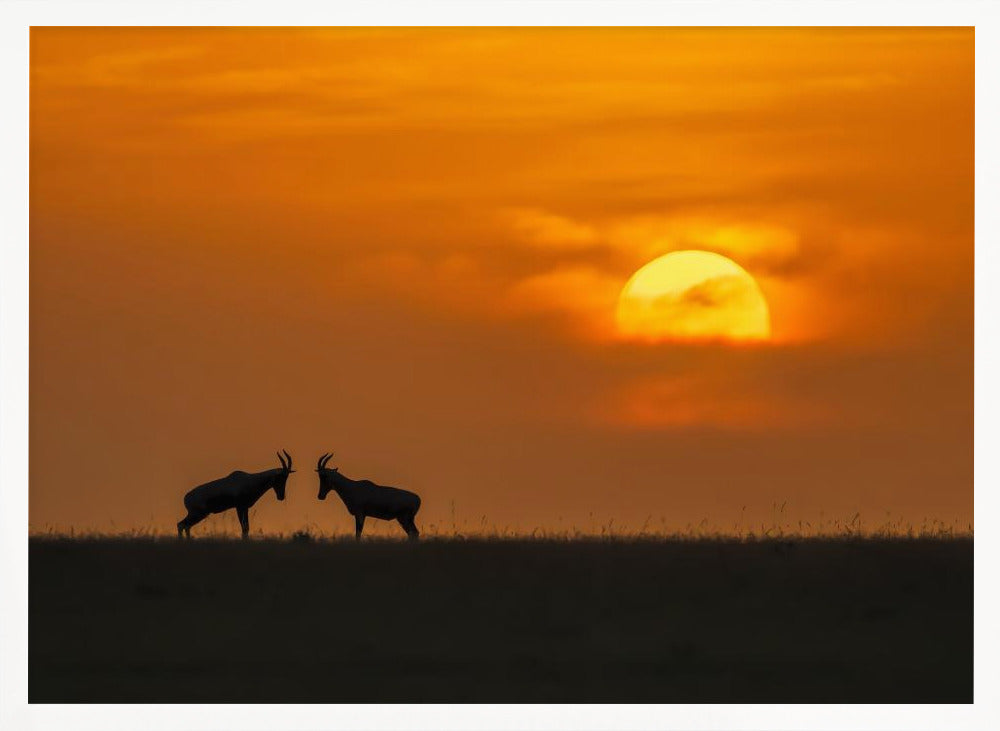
left=30, top=28, right=973, bottom=535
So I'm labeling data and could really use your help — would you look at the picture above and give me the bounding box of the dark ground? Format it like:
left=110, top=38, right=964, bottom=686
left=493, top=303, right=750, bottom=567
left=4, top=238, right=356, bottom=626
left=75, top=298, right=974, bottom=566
left=29, top=536, right=972, bottom=703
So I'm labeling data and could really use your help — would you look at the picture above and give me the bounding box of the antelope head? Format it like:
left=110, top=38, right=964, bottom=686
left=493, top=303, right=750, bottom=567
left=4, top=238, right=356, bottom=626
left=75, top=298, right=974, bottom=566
left=272, top=449, right=294, bottom=501
left=316, top=452, right=340, bottom=500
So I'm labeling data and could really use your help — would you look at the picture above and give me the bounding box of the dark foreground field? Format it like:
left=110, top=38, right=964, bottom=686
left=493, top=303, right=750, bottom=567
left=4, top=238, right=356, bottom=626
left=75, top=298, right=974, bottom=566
left=30, top=536, right=972, bottom=703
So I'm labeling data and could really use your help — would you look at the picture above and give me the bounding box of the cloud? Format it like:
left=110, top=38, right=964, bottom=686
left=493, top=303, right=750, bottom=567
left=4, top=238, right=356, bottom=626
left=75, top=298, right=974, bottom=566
left=603, top=216, right=806, bottom=275
left=597, top=373, right=837, bottom=430
left=503, top=208, right=813, bottom=280
left=505, top=266, right=623, bottom=337
left=32, top=43, right=207, bottom=89
left=672, top=276, right=748, bottom=309
left=503, top=208, right=602, bottom=251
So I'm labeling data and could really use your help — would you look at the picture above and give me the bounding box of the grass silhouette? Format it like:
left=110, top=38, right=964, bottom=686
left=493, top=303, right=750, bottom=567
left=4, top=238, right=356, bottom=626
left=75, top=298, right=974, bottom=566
left=29, top=531, right=971, bottom=702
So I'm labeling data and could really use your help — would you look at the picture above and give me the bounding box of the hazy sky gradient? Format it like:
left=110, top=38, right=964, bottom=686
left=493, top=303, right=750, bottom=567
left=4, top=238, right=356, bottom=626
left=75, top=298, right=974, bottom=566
left=30, top=28, right=973, bottom=535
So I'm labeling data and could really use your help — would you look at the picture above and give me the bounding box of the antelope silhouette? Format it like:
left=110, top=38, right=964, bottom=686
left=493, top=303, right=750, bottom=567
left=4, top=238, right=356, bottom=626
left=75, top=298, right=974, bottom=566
left=316, top=453, right=421, bottom=540
left=178, top=450, right=294, bottom=539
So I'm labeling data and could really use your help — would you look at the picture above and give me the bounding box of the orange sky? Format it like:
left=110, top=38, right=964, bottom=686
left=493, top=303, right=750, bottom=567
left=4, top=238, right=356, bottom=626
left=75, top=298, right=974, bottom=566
left=30, top=27, right=973, bottom=535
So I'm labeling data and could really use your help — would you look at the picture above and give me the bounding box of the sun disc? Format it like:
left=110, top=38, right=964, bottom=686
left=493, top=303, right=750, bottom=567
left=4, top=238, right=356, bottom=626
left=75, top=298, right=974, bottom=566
left=616, top=250, right=771, bottom=342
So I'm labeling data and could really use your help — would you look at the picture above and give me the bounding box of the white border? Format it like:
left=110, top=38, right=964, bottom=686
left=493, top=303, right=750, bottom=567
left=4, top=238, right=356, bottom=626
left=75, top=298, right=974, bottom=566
left=2, top=2, right=997, bottom=730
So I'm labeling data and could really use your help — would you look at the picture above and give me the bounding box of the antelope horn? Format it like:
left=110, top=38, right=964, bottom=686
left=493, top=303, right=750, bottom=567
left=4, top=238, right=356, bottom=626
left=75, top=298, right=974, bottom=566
left=320, top=452, right=333, bottom=469
left=277, top=450, right=288, bottom=470
left=317, top=452, right=330, bottom=470
left=282, top=449, right=293, bottom=471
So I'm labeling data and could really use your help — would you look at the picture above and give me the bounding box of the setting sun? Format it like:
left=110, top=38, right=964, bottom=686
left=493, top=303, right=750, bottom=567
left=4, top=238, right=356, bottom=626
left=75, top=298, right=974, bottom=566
left=616, top=250, right=771, bottom=342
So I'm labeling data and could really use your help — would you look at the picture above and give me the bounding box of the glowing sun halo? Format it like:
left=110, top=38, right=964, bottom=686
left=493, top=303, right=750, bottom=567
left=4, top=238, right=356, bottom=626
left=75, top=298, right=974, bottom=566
left=616, top=250, right=771, bottom=342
